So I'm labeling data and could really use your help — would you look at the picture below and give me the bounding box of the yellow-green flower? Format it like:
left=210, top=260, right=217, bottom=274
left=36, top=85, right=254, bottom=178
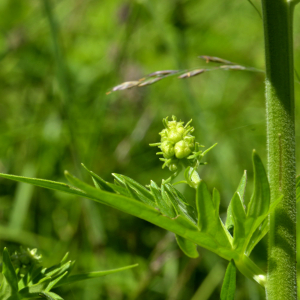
left=150, top=116, right=195, bottom=171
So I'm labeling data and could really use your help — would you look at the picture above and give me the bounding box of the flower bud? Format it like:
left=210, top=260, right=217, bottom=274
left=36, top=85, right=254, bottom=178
left=174, top=140, right=193, bottom=159
left=167, top=124, right=185, bottom=144
left=150, top=116, right=196, bottom=170
left=167, top=158, right=178, bottom=171
left=183, top=135, right=195, bottom=151
left=161, top=141, right=175, bottom=158
left=159, top=129, right=168, bottom=142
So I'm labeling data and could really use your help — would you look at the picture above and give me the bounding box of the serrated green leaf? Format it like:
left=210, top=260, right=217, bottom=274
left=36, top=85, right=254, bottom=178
left=175, top=235, right=199, bottom=258
left=161, top=184, right=177, bottom=217
left=64, top=172, right=234, bottom=260
left=220, top=260, right=236, bottom=300
left=54, top=264, right=138, bottom=287
left=0, top=248, right=19, bottom=300
left=123, top=181, right=141, bottom=201
left=112, top=174, right=156, bottom=207
left=81, top=164, right=115, bottom=193
left=149, top=181, right=176, bottom=218
left=107, top=182, right=130, bottom=197
left=247, top=151, right=269, bottom=218
left=165, top=184, right=197, bottom=224
left=226, top=171, right=247, bottom=232
left=0, top=172, right=235, bottom=261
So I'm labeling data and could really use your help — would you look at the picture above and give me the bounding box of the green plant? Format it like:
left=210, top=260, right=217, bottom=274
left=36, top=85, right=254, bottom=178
left=2, top=115, right=299, bottom=298
left=0, top=0, right=299, bottom=298
left=0, top=247, right=137, bottom=300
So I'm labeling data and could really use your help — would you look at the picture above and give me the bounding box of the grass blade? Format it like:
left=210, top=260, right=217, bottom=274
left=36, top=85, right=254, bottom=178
left=55, top=264, right=138, bottom=287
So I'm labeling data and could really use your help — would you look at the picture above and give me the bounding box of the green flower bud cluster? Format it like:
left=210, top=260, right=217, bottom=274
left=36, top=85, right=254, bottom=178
left=150, top=116, right=195, bottom=171
left=10, top=248, right=42, bottom=270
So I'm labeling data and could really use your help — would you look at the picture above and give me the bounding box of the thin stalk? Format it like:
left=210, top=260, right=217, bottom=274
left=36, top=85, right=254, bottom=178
left=42, top=0, right=80, bottom=173
left=261, top=0, right=297, bottom=298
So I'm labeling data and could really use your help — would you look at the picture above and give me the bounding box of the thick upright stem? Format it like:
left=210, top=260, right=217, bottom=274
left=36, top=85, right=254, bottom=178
left=261, top=0, right=297, bottom=299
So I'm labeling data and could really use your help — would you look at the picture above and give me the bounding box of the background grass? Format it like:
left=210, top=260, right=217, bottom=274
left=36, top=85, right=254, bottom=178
left=0, top=0, right=300, bottom=299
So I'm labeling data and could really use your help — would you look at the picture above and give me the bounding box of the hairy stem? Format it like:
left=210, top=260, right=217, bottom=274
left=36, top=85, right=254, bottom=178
left=261, top=0, right=297, bottom=298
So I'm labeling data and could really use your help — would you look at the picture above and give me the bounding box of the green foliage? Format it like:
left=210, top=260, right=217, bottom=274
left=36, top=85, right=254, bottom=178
left=226, top=171, right=247, bottom=235
left=0, top=248, right=137, bottom=300
left=1, top=1, right=299, bottom=297
left=0, top=150, right=283, bottom=287
left=220, top=260, right=236, bottom=300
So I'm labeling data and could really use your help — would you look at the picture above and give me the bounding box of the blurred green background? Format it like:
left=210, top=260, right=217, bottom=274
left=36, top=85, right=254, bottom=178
left=0, top=0, right=300, bottom=299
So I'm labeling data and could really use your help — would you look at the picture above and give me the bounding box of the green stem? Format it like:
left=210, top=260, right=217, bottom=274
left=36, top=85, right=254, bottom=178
left=261, top=0, right=297, bottom=298
left=235, top=255, right=266, bottom=287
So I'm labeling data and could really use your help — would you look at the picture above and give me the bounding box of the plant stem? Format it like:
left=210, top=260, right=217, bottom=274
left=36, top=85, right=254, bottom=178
left=261, top=0, right=297, bottom=298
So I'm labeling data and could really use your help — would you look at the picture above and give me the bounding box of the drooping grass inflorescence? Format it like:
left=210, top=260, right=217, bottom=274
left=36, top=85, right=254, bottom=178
left=106, top=56, right=264, bottom=94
